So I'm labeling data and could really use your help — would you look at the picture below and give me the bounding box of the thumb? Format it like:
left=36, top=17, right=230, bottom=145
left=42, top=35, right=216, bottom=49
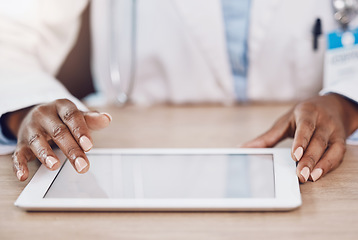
left=241, top=115, right=292, bottom=148
left=83, top=112, right=112, bottom=130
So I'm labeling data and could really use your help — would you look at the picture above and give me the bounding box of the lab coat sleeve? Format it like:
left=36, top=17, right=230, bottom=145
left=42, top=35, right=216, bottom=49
left=0, top=0, right=89, bottom=155
left=320, top=81, right=358, bottom=145
left=320, top=79, right=358, bottom=104
left=0, top=123, right=17, bottom=155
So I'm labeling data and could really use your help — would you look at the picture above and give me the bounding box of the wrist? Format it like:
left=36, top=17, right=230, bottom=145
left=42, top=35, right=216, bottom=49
left=1, top=106, right=34, bottom=139
left=0, top=114, right=16, bottom=140
left=328, top=93, right=358, bottom=134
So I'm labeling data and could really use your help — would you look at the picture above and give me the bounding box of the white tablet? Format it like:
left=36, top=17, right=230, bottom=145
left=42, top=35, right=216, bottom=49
left=15, top=148, right=301, bottom=211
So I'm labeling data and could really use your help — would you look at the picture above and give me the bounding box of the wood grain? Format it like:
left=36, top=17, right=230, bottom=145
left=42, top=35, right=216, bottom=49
left=1, top=104, right=357, bottom=240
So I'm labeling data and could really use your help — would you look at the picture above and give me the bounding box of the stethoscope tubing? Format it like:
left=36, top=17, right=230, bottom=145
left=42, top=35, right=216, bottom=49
left=109, top=0, right=137, bottom=105
left=108, top=0, right=358, bottom=104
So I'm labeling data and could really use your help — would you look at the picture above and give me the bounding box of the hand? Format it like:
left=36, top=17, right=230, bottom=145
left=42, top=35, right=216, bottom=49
left=242, top=94, right=358, bottom=183
left=7, top=99, right=112, bottom=181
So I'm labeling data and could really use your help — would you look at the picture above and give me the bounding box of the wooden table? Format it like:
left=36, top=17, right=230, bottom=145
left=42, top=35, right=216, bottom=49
left=1, top=104, right=358, bottom=240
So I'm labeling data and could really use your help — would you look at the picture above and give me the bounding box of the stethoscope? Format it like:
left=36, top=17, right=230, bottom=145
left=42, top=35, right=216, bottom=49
left=333, top=0, right=358, bottom=28
left=109, top=0, right=137, bottom=105
left=109, top=0, right=358, bottom=105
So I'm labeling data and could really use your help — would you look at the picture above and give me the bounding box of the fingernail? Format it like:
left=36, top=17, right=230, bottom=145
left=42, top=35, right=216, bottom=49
left=86, top=112, right=102, bottom=117
left=311, top=168, right=323, bottom=182
left=300, top=167, right=310, bottom=182
left=75, top=157, right=88, bottom=173
left=294, top=147, right=304, bottom=161
left=45, top=156, right=58, bottom=169
left=17, top=170, right=24, bottom=180
left=79, top=136, right=93, bottom=152
left=100, top=112, right=112, bottom=122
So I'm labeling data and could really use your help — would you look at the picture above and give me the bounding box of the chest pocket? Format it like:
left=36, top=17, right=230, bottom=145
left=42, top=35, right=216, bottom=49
left=292, top=8, right=340, bottom=100
left=293, top=27, right=325, bottom=99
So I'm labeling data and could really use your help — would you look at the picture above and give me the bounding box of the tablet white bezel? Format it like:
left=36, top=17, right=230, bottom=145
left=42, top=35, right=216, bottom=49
left=15, top=148, right=301, bottom=211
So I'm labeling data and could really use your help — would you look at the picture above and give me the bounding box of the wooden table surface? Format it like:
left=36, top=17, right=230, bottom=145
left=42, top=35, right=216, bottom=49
left=1, top=104, right=357, bottom=240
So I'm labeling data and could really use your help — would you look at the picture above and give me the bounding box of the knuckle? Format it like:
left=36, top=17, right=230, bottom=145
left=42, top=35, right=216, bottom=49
left=67, top=146, right=82, bottom=160
left=52, top=124, right=69, bottom=139
left=28, top=133, right=41, bottom=146
left=37, top=148, right=48, bottom=160
left=30, top=105, right=47, bottom=120
left=12, top=151, right=20, bottom=163
left=314, top=133, right=328, bottom=149
left=301, top=119, right=316, bottom=132
left=55, top=99, right=77, bottom=113
left=55, top=98, right=72, bottom=106
left=62, top=108, right=80, bottom=122
left=32, top=104, right=46, bottom=113
left=72, top=126, right=81, bottom=136
left=304, top=154, right=316, bottom=168
left=12, top=145, right=28, bottom=163
left=295, top=102, right=316, bottom=114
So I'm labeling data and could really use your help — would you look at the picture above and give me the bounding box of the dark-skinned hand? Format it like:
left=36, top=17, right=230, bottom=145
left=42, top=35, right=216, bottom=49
left=4, top=99, right=111, bottom=181
left=243, top=94, right=358, bottom=183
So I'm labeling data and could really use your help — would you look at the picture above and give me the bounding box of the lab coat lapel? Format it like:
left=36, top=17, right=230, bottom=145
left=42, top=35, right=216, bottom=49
left=249, top=0, right=282, bottom=59
left=172, top=0, right=234, bottom=96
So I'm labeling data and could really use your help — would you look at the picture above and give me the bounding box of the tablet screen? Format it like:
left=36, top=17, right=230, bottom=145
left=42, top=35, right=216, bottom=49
left=44, top=154, right=275, bottom=199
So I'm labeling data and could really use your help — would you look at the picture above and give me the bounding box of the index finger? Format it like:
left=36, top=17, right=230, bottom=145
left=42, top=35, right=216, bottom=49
left=55, top=99, right=93, bottom=152
left=42, top=116, right=90, bottom=174
left=291, top=104, right=318, bottom=162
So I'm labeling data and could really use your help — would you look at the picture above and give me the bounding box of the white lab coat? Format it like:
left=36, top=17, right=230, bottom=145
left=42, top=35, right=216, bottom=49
left=91, top=0, right=358, bottom=104
left=0, top=0, right=357, bottom=154
left=1, top=0, right=357, bottom=109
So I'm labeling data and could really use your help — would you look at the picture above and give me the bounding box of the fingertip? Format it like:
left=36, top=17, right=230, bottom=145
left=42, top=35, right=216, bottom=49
left=240, top=143, right=251, bottom=148
left=51, top=162, right=61, bottom=171
left=16, top=168, right=29, bottom=181
left=241, top=139, right=265, bottom=148
left=45, top=156, right=61, bottom=170
left=79, top=135, right=93, bottom=152
left=16, top=169, right=24, bottom=181
left=84, top=112, right=112, bottom=130
left=13, top=150, right=30, bottom=181
left=293, top=146, right=304, bottom=162
left=297, top=173, right=306, bottom=184
left=100, top=112, right=112, bottom=122
left=311, top=168, right=323, bottom=182
left=85, top=111, right=112, bottom=121
left=75, top=157, right=89, bottom=173
left=299, top=166, right=310, bottom=183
